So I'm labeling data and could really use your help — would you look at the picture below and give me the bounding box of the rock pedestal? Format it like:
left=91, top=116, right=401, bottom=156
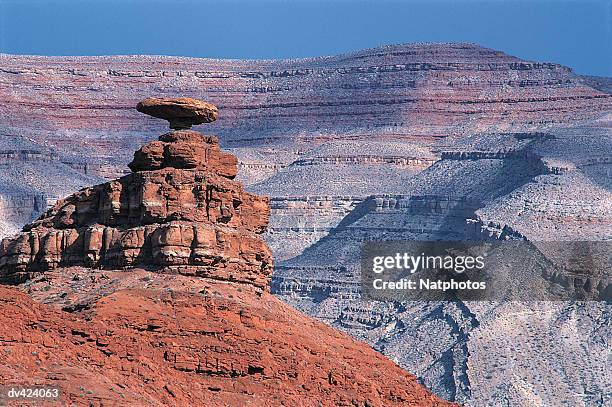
left=0, top=99, right=272, bottom=289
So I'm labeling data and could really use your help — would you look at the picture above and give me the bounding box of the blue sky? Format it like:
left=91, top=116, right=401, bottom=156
left=0, top=0, right=610, bottom=76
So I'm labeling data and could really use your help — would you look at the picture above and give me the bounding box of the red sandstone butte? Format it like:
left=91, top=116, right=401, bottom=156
left=0, top=128, right=270, bottom=288
left=0, top=99, right=455, bottom=406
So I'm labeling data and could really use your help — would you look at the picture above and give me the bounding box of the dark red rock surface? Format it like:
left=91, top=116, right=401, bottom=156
left=0, top=274, right=454, bottom=407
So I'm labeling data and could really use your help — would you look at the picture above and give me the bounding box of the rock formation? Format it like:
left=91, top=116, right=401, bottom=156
left=273, top=133, right=611, bottom=405
left=2, top=44, right=610, bottom=158
left=2, top=43, right=611, bottom=257
left=0, top=98, right=454, bottom=406
left=128, top=130, right=238, bottom=175
left=0, top=106, right=271, bottom=288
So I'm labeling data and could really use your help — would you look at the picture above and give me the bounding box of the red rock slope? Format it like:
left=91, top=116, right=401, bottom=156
left=0, top=276, right=453, bottom=406
left=0, top=99, right=454, bottom=407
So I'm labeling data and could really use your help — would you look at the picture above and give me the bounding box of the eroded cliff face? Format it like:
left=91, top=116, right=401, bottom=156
left=1, top=44, right=610, bottom=406
left=0, top=100, right=455, bottom=407
left=272, top=133, right=611, bottom=406
left=2, top=44, right=610, bottom=154
left=0, top=139, right=108, bottom=240
left=0, top=194, right=48, bottom=237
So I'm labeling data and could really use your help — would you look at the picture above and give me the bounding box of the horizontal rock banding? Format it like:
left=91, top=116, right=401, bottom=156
left=1, top=43, right=610, bottom=257
left=0, top=96, right=455, bottom=406
left=0, top=220, right=270, bottom=287
left=2, top=43, right=610, bottom=153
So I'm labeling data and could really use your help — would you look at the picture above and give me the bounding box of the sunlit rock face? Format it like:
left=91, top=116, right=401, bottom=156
left=0, top=43, right=610, bottom=406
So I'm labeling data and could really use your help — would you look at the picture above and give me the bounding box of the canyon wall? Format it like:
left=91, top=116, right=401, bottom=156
left=2, top=43, right=611, bottom=254
left=272, top=137, right=611, bottom=405
left=0, top=194, right=48, bottom=237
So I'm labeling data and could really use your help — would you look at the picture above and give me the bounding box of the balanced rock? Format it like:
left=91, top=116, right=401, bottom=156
left=136, top=97, right=218, bottom=129
left=0, top=99, right=270, bottom=288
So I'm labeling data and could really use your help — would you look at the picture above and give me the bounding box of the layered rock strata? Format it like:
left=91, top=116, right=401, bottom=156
left=2, top=43, right=611, bottom=252
left=250, top=140, right=440, bottom=259
left=2, top=44, right=610, bottom=155
left=272, top=133, right=611, bottom=405
left=1, top=43, right=610, bottom=406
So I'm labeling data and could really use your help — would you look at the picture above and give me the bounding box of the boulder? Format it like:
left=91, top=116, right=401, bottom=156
left=136, top=97, right=218, bottom=129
